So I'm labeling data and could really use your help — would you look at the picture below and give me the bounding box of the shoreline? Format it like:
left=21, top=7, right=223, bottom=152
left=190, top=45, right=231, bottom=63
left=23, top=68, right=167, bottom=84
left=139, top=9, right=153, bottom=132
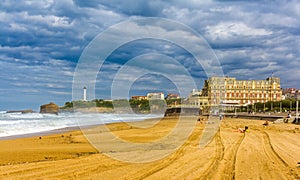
left=0, top=114, right=297, bottom=141
left=0, top=125, right=82, bottom=140
left=0, top=116, right=164, bottom=140
left=0, top=111, right=294, bottom=141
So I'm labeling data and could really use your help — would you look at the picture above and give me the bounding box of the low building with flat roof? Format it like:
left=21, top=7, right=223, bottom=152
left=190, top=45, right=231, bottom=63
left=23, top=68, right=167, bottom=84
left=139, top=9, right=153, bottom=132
left=147, top=92, right=165, bottom=100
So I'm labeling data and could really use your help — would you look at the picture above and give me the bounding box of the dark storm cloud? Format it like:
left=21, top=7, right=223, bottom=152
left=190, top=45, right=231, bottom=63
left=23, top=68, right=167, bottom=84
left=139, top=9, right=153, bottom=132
left=0, top=0, right=299, bottom=109
left=73, top=0, right=167, bottom=16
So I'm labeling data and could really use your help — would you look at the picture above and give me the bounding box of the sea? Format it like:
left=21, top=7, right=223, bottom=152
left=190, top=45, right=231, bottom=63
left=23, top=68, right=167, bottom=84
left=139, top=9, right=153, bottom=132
left=0, top=111, right=162, bottom=138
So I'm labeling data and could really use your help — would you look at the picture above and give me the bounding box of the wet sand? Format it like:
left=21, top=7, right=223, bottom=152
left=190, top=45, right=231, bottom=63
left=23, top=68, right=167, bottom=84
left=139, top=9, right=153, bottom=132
left=0, top=117, right=299, bottom=179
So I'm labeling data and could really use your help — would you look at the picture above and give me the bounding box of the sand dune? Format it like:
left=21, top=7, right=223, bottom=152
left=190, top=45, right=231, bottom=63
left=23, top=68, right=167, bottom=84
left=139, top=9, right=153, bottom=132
left=0, top=117, right=299, bottom=179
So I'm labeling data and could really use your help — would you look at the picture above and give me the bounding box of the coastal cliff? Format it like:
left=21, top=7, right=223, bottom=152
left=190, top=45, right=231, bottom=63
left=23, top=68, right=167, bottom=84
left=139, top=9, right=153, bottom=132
left=40, top=102, right=59, bottom=114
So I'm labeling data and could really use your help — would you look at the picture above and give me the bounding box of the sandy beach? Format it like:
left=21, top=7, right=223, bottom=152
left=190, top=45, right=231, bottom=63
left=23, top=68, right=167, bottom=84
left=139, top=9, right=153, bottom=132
left=0, top=116, right=299, bottom=179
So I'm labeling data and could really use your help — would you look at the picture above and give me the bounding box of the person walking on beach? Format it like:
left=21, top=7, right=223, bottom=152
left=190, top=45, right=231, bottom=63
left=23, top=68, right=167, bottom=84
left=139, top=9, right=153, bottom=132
left=262, top=120, right=269, bottom=126
left=238, top=126, right=249, bottom=133
left=219, top=114, right=223, bottom=120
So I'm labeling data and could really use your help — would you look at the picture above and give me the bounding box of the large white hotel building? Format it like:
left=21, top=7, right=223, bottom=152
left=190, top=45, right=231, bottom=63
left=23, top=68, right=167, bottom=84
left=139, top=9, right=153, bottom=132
left=202, top=76, right=282, bottom=106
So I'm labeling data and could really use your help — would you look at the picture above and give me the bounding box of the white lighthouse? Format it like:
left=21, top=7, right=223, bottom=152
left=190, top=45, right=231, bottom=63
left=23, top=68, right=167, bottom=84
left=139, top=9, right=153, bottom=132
left=83, top=86, right=87, bottom=101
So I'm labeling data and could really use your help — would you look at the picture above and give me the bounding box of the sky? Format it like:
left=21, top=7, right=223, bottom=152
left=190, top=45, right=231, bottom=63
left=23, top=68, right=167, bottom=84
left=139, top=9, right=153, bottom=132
left=0, top=0, right=299, bottom=110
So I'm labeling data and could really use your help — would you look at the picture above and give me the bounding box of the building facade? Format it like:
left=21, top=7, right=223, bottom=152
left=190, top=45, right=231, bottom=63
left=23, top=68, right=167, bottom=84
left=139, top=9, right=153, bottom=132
left=131, top=96, right=148, bottom=100
left=282, top=88, right=300, bottom=100
left=147, top=92, right=165, bottom=100
left=184, top=89, right=209, bottom=107
left=165, top=93, right=180, bottom=100
left=202, top=76, right=282, bottom=106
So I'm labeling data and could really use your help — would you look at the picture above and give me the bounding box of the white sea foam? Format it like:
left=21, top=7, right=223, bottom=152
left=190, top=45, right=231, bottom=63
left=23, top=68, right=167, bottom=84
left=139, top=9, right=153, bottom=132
left=0, top=112, right=162, bottom=138
left=6, top=113, right=44, bottom=119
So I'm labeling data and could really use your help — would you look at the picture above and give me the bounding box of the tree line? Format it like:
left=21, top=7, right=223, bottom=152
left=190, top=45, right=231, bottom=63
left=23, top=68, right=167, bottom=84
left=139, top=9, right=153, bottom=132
left=246, top=99, right=300, bottom=112
left=62, top=98, right=182, bottom=113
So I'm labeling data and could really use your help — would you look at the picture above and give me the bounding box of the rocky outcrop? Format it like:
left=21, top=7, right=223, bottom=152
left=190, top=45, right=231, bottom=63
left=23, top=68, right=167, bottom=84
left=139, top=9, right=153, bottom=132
left=40, top=102, right=59, bottom=114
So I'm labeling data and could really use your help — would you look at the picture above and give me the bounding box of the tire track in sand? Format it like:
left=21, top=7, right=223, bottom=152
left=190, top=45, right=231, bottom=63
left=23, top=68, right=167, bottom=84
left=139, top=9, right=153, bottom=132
left=0, top=154, right=125, bottom=179
left=200, top=130, right=224, bottom=180
left=175, top=130, right=224, bottom=179
left=262, top=131, right=300, bottom=179
left=131, top=124, right=203, bottom=179
left=222, top=133, right=245, bottom=180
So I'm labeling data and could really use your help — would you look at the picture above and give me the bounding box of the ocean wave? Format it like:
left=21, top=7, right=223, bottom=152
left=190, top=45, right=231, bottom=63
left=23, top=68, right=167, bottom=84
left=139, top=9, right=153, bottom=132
left=6, top=113, right=44, bottom=119
left=0, top=112, right=162, bottom=138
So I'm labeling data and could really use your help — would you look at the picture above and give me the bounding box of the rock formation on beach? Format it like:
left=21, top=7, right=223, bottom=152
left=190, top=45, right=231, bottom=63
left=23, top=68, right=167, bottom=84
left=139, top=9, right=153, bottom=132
left=40, top=102, right=59, bottom=114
